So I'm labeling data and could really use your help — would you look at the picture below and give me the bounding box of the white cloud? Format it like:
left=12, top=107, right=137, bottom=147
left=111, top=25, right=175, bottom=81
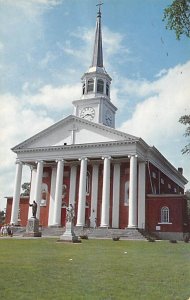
left=118, top=61, right=190, bottom=189
left=59, top=26, right=129, bottom=70
left=0, top=92, right=54, bottom=209
left=1, top=0, right=62, bottom=18
left=119, top=61, right=190, bottom=140
left=27, top=83, right=81, bottom=110
left=0, top=79, right=82, bottom=209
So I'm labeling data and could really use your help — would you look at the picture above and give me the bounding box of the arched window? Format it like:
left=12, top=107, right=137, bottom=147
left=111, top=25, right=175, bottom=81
left=97, top=79, right=104, bottom=94
left=82, top=83, right=85, bottom=95
left=124, top=181, right=129, bottom=206
left=106, top=82, right=109, bottom=96
left=86, top=171, right=91, bottom=195
left=40, top=183, right=48, bottom=206
left=161, top=206, right=169, bottom=223
left=87, top=78, right=94, bottom=93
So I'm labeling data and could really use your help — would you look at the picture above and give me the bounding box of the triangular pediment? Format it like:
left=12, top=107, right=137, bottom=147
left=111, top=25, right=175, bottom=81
left=12, top=115, right=138, bottom=151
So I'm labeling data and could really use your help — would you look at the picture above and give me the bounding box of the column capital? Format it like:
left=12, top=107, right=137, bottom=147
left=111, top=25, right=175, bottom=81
left=113, top=162, right=121, bottom=166
left=102, top=156, right=112, bottom=160
left=79, top=157, right=88, bottom=161
left=35, top=160, right=44, bottom=164
left=128, top=154, right=138, bottom=158
left=15, top=160, right=23, bottom=165
left=55, top=159, right=64, bottom=163
left=30, top=165, right=36, bottom=171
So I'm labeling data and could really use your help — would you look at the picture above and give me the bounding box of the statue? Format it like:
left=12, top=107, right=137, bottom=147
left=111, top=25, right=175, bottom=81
left=66, top=204, right=74, bottom=223
left=24, top=200, right=41, bottom=237
left=60, top=203, right=80, bottom=242
left=29, top=201, right=37, bottom=218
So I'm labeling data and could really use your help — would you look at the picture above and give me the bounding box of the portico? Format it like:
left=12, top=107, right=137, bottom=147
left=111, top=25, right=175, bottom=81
left=10, top=142, right=146, bottom=230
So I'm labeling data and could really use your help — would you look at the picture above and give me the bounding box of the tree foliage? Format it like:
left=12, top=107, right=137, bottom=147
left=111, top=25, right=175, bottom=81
left=163, top=0, right=190, bottom=39
left=0, top=210, right=5, bottom=224
left=179, top=114, right=190, bottom=154
left=21, top=182, right=30, bottom=196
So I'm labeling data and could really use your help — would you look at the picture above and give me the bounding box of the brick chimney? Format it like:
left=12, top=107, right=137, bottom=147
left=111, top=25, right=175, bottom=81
left=178, top=167, right=183, bottom=175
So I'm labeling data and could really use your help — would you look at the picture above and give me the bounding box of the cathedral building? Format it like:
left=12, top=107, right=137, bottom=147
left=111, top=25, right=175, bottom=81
left=6, top=7, right=189, bottom=240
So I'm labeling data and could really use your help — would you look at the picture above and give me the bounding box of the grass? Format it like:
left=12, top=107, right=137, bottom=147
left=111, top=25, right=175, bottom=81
left=0, top=238, right=190, bottom=300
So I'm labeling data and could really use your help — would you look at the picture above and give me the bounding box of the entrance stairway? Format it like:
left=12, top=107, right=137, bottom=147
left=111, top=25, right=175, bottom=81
left=12, top=226, right=147, bottom=240
left=42, top=227, right=146, bottom=240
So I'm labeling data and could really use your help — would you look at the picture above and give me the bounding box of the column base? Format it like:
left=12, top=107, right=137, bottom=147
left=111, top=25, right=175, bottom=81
left=76, top=224, right=85, bottom=228
left=24, top=218, right=42, bottom=237
left=127, top=225, right=138, bottom=229
left=100, top=224, right=109, bottom=228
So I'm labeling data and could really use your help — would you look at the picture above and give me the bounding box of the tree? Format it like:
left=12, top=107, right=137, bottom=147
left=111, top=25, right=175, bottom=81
left=163, top=0, right=190, bottom=39
left=0, top=210, right=5, bottom=225
left=179, top=115, right=190, bottom=154
left=21, top=182, right=30, bottom=196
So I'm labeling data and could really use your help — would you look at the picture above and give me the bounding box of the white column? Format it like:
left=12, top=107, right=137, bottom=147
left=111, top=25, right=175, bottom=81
left=103, top=79, right=106, bottom=95
left=84, top=78, right=87, bottom=94
left=112, top=163, right=120, bottom=228
left=101, top=156, right=111, bottom=227
left=128, top=155, right=138, bottom=228
left=94, top=77, right=97, bottom=93
left=69, top=165, right=77, bottom=206
left=138, top=162, right=146, bottom=229
left=48, top=167, right=57, bottom=226
left=53, top=160, right=64, bottom=226
left=76, top=157, right=87, bottom=227
left=28, top=167, right=37, bottom=218
left=10, top=160, right=23, bottom=224
left=90, top=164, right=99, bottom=227
left=33, top=161, right=44, bottom=219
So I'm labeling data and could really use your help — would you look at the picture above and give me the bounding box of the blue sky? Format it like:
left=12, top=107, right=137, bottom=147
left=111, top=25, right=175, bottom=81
left=0, top=0, right=190, bottom=210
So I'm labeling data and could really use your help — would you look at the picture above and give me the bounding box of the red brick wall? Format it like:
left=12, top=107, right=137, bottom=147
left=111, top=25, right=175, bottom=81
left=119, top=163, right=130, bottom=228
left=146, top=195, right=188, bottom=233
left=5, top=198, right=13, bottom=224
left=5, top=197, right=29, bottom=226
left=146, top=163, right=184, bottom=195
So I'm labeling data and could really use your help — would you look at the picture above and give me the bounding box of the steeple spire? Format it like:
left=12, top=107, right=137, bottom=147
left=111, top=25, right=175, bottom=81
left=91, top=2, right=103, bottom=68
left=73, top=3, right=117, bottom=128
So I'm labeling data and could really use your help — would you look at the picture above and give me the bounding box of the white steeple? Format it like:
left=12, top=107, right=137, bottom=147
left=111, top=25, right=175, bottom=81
left=72, top=4, right=117, bottom=128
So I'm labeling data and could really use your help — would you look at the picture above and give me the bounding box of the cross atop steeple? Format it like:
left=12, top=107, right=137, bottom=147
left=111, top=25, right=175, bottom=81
left=96, top=1, right=103, bottom=17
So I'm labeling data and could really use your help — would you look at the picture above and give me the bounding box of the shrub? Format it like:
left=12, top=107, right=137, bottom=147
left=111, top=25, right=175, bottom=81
left=112, top=236, right=120, bottom=241
left=169, top=240, right=177, bottom=243
left=79, top=234, right=88, bottom=240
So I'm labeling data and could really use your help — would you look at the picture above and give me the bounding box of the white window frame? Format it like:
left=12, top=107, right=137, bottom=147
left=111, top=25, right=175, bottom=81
left=159, top=206, right=172, bottom=224
left=124, top=181, right=129, bottom=206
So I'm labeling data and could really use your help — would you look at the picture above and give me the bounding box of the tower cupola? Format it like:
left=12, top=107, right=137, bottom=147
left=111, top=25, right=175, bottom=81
left=72, top=4, right=117, bottom=128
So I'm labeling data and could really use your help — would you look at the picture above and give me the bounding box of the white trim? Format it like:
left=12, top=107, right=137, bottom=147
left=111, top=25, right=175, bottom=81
left=158, top=222, right=172, bottom=225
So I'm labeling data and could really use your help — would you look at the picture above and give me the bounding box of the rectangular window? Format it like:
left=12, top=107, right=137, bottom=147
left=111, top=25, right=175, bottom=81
left=152, top=172, right=156, bottom=179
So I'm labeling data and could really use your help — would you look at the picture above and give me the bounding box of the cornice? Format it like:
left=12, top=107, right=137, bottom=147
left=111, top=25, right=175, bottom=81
left=14, top=139, right=139, bottom=154
left=147, top=146, right=188, bottom=187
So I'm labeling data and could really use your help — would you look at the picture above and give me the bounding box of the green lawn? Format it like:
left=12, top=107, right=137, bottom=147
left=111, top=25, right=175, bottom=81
left=0, top=238, right=190, bottom=300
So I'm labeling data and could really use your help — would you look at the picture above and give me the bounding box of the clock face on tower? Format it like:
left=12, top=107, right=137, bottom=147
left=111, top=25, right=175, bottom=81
left=80, top=107, right=95, bottom=121
left=105, top=109, right=112, bottom=126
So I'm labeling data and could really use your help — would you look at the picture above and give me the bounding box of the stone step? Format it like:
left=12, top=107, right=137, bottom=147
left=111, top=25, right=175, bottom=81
left=12, top=226, right=146, bottom=240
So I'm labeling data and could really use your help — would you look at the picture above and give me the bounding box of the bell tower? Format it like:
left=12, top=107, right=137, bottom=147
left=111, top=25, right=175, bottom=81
left=72, top=4, right=117, bottom=128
